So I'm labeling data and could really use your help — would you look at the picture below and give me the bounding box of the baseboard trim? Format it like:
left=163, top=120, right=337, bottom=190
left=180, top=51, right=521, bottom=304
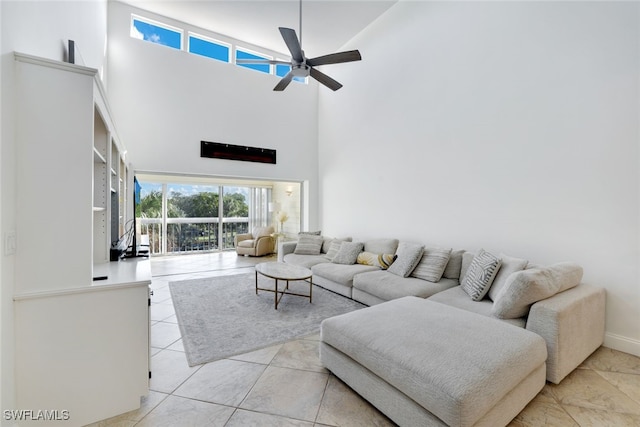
left=604, top=332, right=640, bottom=357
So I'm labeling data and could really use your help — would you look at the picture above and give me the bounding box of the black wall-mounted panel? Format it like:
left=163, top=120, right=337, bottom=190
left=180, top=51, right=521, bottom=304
left=200, top=141, right=277, bottom=164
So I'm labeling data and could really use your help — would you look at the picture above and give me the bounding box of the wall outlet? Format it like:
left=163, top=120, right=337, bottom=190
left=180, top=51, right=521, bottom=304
left=4, top=231, right=16, bottom=255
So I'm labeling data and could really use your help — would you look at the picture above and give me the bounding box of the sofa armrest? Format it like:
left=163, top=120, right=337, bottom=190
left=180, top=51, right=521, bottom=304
left=254, top=235, right=275, bottom=256
left=526, top=284, right=605, bottom=384
left=278, top=241, right=297, bottom=262
left=235, top=233, right=252, bottom=246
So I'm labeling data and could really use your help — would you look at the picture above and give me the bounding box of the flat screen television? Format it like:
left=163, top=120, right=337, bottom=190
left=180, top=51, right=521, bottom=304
left=123, top=176, right=148, bottom=258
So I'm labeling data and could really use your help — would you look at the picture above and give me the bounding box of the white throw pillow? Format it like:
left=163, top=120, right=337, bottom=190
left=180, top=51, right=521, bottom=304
left=387, top=242, right=425, bottom=278
left=332, top=242, right=364, bottom=265
left=294, top=234, right=323, bottom=255
left=411, top=247, right=452, bottom=282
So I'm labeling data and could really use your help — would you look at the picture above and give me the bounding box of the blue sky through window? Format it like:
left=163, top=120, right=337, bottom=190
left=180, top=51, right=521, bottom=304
left=275, top=64, right=305, bottom=83
left=236, top=50, right=270, bottom=74
left=189, top=36, right=229, bottom=62
left=132, top=18, right=181, bottom=50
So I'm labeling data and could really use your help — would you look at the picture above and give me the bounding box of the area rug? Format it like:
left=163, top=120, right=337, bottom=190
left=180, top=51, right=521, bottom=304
left=169, top=272, right=365, bottom=366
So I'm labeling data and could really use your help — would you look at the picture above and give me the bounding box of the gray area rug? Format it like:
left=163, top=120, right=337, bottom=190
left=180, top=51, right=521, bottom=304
left=169, top=272, right=365, bottom=366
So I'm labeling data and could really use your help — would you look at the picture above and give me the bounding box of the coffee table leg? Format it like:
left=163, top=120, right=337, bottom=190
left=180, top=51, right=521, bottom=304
left=274, top=279, right=278, bottom=309
left=255, top=271, right=258, bottom=295
left=309, top=276, right=313, bottom=303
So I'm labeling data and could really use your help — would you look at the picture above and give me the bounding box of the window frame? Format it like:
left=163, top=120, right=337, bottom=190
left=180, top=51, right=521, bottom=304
left=131, top=14, right=184, bottom=50
left=187, top=32, right=231, bottom=63
left=235, top=47, right=273, bottom=75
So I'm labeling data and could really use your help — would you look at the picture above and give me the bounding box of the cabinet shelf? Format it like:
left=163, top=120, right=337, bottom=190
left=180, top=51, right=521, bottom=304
left=93, top=147, right=106, bottom=164
left=93, top=206, right=106, bottom=212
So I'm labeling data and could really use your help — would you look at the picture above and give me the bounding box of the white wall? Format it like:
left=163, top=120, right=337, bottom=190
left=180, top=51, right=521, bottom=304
left=0, top=0, right=108, bottom=421
left=107, top=2, right=320, bottom=229
left=318, top=1, right=640, bottom=355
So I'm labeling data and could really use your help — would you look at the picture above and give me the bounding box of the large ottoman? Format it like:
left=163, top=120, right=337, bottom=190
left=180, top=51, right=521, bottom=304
left=320, top=297, right=547, bottom=427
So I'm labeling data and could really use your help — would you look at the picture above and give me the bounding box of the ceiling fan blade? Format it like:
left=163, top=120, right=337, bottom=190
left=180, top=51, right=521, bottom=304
left=307, top=50, right=362, bottom=67
left=273, top=71, right=295, bottom=91
left=236, top=59, right=292, bottom=65
left=309, top=67, right=343, bottom=91
left=279, top=27, right=304, bottom=63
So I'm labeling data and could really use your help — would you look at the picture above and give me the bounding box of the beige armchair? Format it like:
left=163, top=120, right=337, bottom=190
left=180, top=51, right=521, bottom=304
left=234, top=226, right=275, bottom=256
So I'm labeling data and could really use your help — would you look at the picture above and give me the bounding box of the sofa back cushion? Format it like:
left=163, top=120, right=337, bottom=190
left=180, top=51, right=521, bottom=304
left=322, top=237, right=352, bottom=254
left=491, top=262, right=583, bottom=319
left=364, top=239, right=399, bottom=255
left=442, top=249, right=465, bottom=279
left=253, top=226, right=274, bottom=238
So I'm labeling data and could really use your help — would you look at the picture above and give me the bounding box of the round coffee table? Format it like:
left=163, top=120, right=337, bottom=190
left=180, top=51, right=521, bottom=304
left=255, top=262, right=313, bottom=309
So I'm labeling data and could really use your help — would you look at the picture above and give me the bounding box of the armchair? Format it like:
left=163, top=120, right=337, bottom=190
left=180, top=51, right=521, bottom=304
left=234, top=226, right=275, bottom=256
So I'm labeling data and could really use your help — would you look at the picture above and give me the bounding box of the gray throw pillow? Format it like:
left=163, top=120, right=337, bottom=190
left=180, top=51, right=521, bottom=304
left=487, top=254, right=528, bottom=301
left=411, top=247, right=452, bottom=282
left=387, top=242, right=425, bottom=278
left=491, top=262, right=583, bottom=319
left=294, top=234, right=323, bottom=255
left=324, top=241, right=343, bottom=261
left=461, top=249, right=502, bottom=301
left=332, top=242, right=364, bottom=265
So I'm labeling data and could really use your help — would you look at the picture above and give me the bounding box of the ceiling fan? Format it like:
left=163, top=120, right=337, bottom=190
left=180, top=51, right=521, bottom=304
left=236, top=0, right=362, bottom=92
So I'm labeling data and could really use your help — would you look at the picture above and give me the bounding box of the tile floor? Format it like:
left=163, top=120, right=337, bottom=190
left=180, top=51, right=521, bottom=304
left=90, top=252, right=640, bottom=427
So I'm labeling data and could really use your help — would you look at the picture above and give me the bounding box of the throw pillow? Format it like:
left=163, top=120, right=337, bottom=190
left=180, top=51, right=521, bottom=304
left=387, top=242, right=425, bottom=278
left=461, top=249, right=502, bottom=301
left=491, top=262, right=583, bottom=319
left=294, top=234, right=324, bottom=255
left=356, top=252, right=397, bottom=269
left=325, top=241, right=343, bottom=261
left=322, top=237, right=352, bottom=254
left=460, top=251, right=476, bottom=281
left=487, top=254, right=528, bottom=301
left=411, top=247, right=452, bottom=282
left=332, top=242, right=364, bottom=265
left=442, top=249, right=465, bottom=279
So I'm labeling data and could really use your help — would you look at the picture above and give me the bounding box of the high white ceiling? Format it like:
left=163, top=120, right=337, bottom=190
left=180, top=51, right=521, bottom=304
left=119, top=0, right=397, bottom=58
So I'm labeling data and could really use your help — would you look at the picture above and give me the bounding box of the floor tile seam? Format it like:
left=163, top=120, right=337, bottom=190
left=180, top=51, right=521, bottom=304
left=126, top=392, right=171, bottom=426
left=312, top=372, right=333, bottom=425
left=560, top=401, right=640, bottom=419
left=591, top=369, right=640, bottom=407
left=269, top=363, right=329, bottom=375
left=169, top=391, right=249, bottom=411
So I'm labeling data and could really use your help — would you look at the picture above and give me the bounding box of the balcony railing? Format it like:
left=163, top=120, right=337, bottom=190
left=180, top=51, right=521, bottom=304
left=139, top=217, right=249, bottom=255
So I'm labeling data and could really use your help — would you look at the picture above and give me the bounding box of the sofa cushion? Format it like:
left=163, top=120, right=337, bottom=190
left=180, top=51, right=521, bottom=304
left=410, top=247, right=452, bottom=282
left=237, top=239, right=255, bottom=248
left=442, top=249, right=465, bottom=279
left=332, top=242, right=364, bottom=265
left=294, top=234, right=324, bottom=255
left=283, top=253, right=330, bottom=269
left=491, top=262, right=583, bottom=319
left=387, top=242, right=424, bottom=278
left=353, top=270, right=458, bottom=301
left=356, top=252, right=396, bottom=270
left=461, top=249, right=502, bottom=301
left=363, top=238, right=399, bottom=255
left=460, top=251, right=475, bottom=280
left=321, top=297, right=547, bottom=427
left=488, top=254, right=528, bottom=301
left=428, top=286, right=526, bottom=328
left=311, top=263, right=378, bottom=287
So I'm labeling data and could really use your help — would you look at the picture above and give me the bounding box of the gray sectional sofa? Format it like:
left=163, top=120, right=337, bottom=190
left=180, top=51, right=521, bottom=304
left=279, top=235, right=606, bottom=426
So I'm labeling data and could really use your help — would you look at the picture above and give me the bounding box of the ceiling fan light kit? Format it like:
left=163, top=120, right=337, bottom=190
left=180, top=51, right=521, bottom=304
left=236, top=1, right=362, bottom=92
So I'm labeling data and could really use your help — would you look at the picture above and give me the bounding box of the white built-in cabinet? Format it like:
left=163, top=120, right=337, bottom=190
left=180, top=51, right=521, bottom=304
left=13, top=52, right=150, bottom=426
